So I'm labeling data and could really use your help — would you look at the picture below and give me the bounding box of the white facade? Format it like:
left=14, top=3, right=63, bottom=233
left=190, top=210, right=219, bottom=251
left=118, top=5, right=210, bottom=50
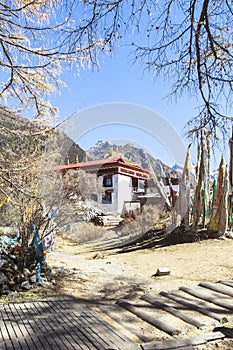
left=97, top=173, right=145, bottom=214
left=56, top=157, right=149, bottom=215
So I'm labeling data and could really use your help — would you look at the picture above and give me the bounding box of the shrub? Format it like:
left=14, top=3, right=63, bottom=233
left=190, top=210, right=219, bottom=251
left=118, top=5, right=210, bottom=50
left=65, top=222, right=107, bottom=244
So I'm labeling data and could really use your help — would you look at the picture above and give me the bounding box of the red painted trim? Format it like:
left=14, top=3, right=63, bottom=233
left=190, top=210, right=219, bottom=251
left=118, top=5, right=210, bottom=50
left=47, top=157, right=149, bottom=176
left=119, top=167, right=135, bottom=175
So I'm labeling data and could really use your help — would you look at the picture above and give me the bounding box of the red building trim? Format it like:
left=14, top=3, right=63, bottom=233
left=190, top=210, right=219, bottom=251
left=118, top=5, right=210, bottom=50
left=49, top=157, right=149, bottom=180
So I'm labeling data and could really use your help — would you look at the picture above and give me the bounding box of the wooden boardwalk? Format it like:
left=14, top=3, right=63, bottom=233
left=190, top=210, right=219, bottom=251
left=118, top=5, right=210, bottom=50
left=2, top=280, right=233, bottom=349
left=116, top=280, right=233, bottom=349
left=0, top=297, right=139, bottom=350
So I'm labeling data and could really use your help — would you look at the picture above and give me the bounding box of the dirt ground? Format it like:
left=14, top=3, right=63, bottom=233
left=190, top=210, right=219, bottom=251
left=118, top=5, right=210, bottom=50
left=2, top=227, right=233, bottom=349
left=49, top=234, right=233, bottom=301
left=44, top=231, right=233, bottom=350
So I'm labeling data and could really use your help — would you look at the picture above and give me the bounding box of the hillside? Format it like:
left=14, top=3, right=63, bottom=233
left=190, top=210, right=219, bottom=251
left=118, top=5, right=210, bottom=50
left=0, top=106, right=86, bottom=166
left=87, top=140, right=177, bottom=178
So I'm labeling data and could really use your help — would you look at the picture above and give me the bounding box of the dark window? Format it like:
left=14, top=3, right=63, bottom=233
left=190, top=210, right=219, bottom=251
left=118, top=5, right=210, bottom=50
left=132, top=177, right=138, bottom=191
left=103, top=175, right=113, bottom=187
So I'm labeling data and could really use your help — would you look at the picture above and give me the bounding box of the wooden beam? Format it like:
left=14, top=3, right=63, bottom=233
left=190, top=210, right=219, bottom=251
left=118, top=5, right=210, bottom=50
left=142, top=295, right=205, bottom=328
left=117, top=300, right=180, bottom=336
left=180, top=286, right=233, bottom=311
left=199, top=281, right=233, bottom=298
left=219, top=280, right=233, bottom=289
left=141, top=331, right=225, bottom=350
left=160, top=290, right=228, bottom=323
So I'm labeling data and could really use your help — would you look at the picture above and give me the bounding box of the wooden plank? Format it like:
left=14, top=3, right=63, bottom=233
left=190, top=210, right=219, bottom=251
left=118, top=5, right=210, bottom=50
left=45, top=303, right=97, bottom=350
left=60, top=333, right=93, bottom=350
left=51, top=312, right=95, bottom=350
left=19, top=303, right=55, bottom=349
left=87, top=310, right=139, bottom=350
left=28, top=335, right=50, bottom=350
left=142, top=295, right=205, bottom=329
left=0, top=299, right=139, bottom=350
left=117, top=299, right=180, bottom=336
left=6, top=338, right=22, bottom=350
left=165, top=347, right=195, bottom=350
left=46, top=303, right=98, bottom=350
left=16, top=303, right=41, bottom=345
left=34, top=300, right=71, bottom=346
left=13, top=303, right=31, bottom=338
left=8, top=302, right=31, bottom=349
left=219, top=280, right=233, bottom=289
left=84, top=306, right=139, bottom=349
left=82, top=309, right=133, bottom=349
left=48, top=300, right=137, bottom=350
left=160, top=290, right=228, bottom=323
left=83, top=312, right=126, bottom=349
left=79, top=325, right=112, bottom=350
left=199, top=281, right=233, bottom=298
left=141, top=331, right=225, bottom=350
left=180, top=286, right=233, bottom=311
left=0, top=309, right=11, bottom=343
left=143, top=346, right=195, bottom=350
left=1, top=339, right=12, bottom=350
left=2, top=304, right=18, bottom=343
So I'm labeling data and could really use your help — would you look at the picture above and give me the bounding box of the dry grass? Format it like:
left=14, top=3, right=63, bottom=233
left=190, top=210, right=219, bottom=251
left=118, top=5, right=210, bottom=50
left=64, top=222, right=107, bottom=244
left=118, top=204, right=161, bottom=237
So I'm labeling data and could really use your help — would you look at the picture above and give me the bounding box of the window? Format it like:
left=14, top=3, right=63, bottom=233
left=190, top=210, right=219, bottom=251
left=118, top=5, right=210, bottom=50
left=103, top=175, right=113, bottom=187
left=132, top=177, right=138, bottom=191
left=102, top=191, right=112, bottom=204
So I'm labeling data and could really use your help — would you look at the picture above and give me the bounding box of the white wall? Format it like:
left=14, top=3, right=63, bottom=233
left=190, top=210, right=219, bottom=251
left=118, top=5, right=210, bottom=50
left=97, top=174, right=119, bottom=213
left=117, top=174, right=133, bottom=213
left=97, top=173, right=145, bottom=214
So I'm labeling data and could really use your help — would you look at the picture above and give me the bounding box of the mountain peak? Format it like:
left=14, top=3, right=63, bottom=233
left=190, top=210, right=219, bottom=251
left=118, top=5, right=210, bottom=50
left=87, top=141, right=176, bottom=178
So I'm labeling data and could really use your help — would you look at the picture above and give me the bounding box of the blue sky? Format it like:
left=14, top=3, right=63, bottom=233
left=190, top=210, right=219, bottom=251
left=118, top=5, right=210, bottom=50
left=51, top=44, right=227, bottom=170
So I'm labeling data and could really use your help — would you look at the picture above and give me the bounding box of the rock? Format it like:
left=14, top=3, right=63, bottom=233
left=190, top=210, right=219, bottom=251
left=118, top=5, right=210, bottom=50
left=0, top=272, right=8, bottom=285
left=8, top=279, right=15, bottom=287
left=0, top=258, right=7, bottom=268
left=93, top=252, right=104, bottom=259
left=75, top=272, right=88, bottom=280
left=12, top=264, right=18, bottom=272
left=21, top=281, right=32, bottom=290
left=33, top=277, right=47, bottom=287
left=8, top=292, right=20, bottom=301
left=29, top=274, right=37, bottom=284
left=40, top=277, right=47, bottom=284
left=57, top=266, right=65, bottom=273
left=14, top=273, right=22, bottom=284
left=153, top=267, right=171, bottom=277
left=23, top=268, right=31, bottom=276
left=0, top=284, right=10, bottom=294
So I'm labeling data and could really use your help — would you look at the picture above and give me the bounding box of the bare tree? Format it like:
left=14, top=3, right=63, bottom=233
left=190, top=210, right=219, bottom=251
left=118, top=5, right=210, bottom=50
left=0, top=0, right=116, bottom=118
left=132, top=0, right=233, bottom=139
left=64, top=0, right=233, bottom=139
left=2, top=1, right=233, bottom=137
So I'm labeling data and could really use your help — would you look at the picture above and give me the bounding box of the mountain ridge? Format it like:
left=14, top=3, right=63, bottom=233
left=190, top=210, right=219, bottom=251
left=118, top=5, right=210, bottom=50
left=0, top=106, right=86, bottom=166
left=87, top=140, right=177, bottom=178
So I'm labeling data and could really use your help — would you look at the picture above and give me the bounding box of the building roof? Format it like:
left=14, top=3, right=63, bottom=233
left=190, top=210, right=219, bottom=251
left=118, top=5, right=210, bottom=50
left=51, top=157, right=149, bottom=178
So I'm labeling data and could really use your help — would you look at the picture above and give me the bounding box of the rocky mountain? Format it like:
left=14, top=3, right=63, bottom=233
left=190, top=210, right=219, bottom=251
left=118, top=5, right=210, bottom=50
left=87, top=140, right=177, bottom=178
left=0, top=105, right=86, bottom=166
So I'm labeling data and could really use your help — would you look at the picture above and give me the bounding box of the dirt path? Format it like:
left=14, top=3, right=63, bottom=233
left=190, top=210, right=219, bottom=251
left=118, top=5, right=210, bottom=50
left=46, top=235, right=233, bottom=349
left=48, top=236, right=233, bottom=299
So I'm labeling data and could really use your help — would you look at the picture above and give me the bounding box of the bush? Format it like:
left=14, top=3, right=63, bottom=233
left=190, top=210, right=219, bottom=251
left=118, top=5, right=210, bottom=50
left=65, top=222, right=107, bottom=244
left=118, top=204, right=160, bottom=237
